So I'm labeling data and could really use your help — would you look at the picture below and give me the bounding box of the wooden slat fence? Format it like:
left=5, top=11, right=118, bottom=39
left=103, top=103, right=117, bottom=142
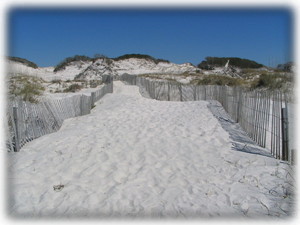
left=120, top=74, right=294, bottom=163
left=6, top=77, right=113, bottom=152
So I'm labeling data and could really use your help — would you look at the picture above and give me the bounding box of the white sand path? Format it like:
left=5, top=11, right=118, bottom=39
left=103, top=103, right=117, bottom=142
left=7, top=81, right=293, bottom=218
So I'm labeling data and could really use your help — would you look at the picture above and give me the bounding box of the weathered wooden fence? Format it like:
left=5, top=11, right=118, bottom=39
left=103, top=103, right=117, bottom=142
left=121, top=74, right=295, bottom=163
left=6, top=76, right=113, bottom=152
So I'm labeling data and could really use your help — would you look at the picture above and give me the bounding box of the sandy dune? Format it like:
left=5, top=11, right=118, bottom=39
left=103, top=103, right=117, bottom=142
left=7, top=81, right=293, bottom=218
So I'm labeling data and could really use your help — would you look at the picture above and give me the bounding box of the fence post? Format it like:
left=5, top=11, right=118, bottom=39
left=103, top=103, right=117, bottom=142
left=179, top=84, right=183, bottom=101
left=91, top=92, right=95, bottom=108
left=290, top=149, right=295, bottom=165
left=80, top=95, right=85, bottom=115
left=167, top=83, right=170, bottom=101
left=110, top=75, right=114, bottom=93
left=236, top=88, right=241, bottom=123
left=13, top=107, right=20, bottom=152
left=281, top=107, right=289, bottom=161
left=102, top=75, right=108, bottom=84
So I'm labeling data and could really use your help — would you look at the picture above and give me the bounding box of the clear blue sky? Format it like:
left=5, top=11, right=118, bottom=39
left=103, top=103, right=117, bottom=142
left=8, top=8, right=293, bottom=67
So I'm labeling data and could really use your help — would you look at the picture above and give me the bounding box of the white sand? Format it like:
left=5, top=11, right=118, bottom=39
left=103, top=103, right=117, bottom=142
left=7, top=81, right=293, bottom=218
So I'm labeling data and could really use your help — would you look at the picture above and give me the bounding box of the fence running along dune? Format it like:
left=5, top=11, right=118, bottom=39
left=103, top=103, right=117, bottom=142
left=120, top=74, right=295, bottom=163
left=6, top=76, right=113, bottom=152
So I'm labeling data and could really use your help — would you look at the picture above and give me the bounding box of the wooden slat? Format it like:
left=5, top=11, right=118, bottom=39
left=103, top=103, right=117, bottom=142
left=6, top=81, right=113, bottom=152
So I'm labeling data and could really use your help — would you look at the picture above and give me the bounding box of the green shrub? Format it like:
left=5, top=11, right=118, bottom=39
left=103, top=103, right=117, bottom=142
left=9, top=75, right=45, bottom=103
left=89, top=80, right=102, bottom=88
left=277, top=62, right=293, bottom=72
left=192, top=75, right=244, bottom=86
left=198, top=57, right=264, bottom=69
left=51, top=79, right=62, bottom=84
left=63, top=84, right=82, bottom=92
left=54, top=55, right=92, bottom=72
left=8, top=56, right=38, bottom=69
left=114, top=54, right=170, bottom=64
left=251, top=74, right=293, bottom=90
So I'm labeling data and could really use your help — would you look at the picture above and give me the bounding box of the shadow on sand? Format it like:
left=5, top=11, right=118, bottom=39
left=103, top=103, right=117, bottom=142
left=207, top=100, right=273, bottom=158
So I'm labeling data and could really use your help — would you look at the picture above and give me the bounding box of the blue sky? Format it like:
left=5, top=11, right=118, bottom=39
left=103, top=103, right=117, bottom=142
left=8, top=8, right=293, bottom=67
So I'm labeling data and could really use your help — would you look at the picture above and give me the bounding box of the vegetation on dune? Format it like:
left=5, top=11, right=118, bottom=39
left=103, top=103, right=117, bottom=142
left=140, top=74, right=179, bottom=83
left=9, top=75, right=45, bottom=103
left=277, top=62, right=293, bottom=72
left=114, top=54, right=170, bottom=64
left=54, top=54, right=116, bottom=73
left=54, top=53, right=171, bottom=73
left=250, top=73, right=293, bottom=90
left=8, top=53, right=293, bottom=94
left=140, top=71, right=293, bottom=92
left=92, top=54, right=114, bottom=66
left=191, top=75, right=245, bottom=86
left=49, top=79, right=102, bottom=93
left=8, top=56, right=38, bottom=69
left=63, top=83, right=83, bottom=93
left=89, top=80, right=103, bottom=88
left=51, top=79, right=62, bottom=84
left=92, top=53, right=109, bottom=61
left=54, top=53, right=171, bottom=74
left=198, top=57, right=264, bottom=69
left=54, top=55, right=92, bottom=72
left=188, top=72, right=293, bottom=93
